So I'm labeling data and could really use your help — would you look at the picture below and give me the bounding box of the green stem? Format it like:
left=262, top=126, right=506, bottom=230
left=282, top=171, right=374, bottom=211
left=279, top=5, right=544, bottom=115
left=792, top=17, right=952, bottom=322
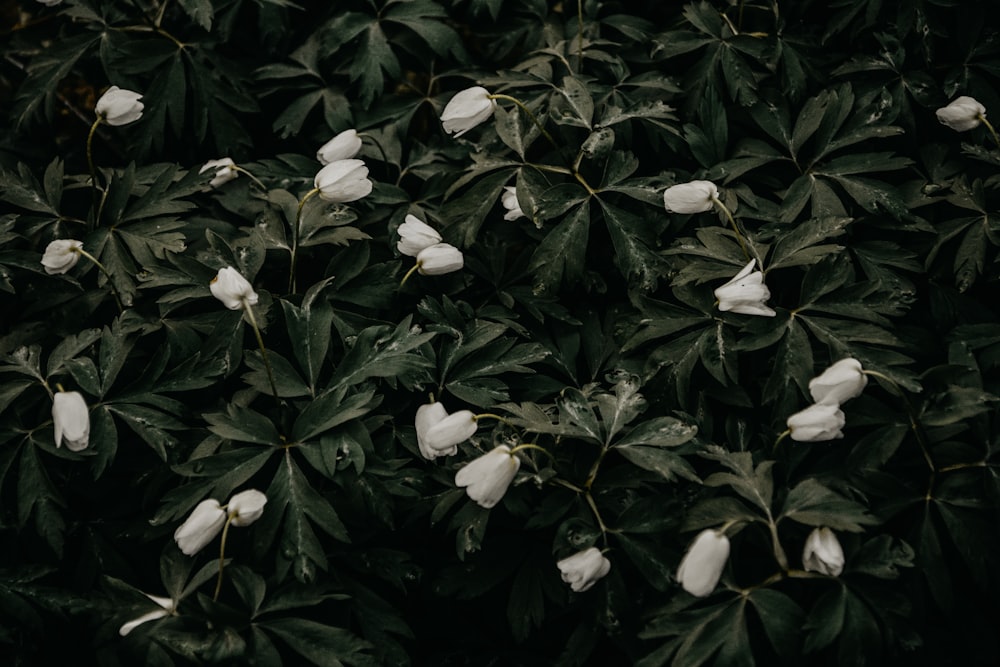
left=399, top=262, right=421, bottom=288
left=767, top=518, right=789, bottom=570
left=213, top=516, right=233, bottom=601
left=242, top=299, right=282, bottom=409
left=585, top=492, right=610, bottom=546
left=488, top=94, right=560, bottom=152
left=86, top=118, right=102, bottom=215
left=473, top=413, right=514, bottom=427
left=576, top=0, right=584, bottom=70
left=232, top=166, right=267, bottom=192
left=712, top=197, right=750, bottom=261
left=77, top=248, right=124, bottom=313
left=289, top=188, right=320, bottom=293
left=863, top=370, right=935, bottom=474
left=508, top=442, right=554, bottom=460
left=772, top=429, right=790, bottom=454
left=980, top=115, right=1000, bottom=149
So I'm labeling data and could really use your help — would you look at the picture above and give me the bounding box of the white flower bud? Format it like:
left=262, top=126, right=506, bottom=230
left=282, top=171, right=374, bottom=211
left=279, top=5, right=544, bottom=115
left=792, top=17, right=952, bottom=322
left=557, top=547, right=611, bottom=592
left=714, top=259, right=776, bottom=317
left=41, top=239, right=83, bottom=275
left=95, top=86, right=144, bottom=126
left=676, top=529, right=730, bottom=597
left=786, top=403, right=846, bottom=442
left=317, top=129, right=363, bottom=164
left=314, top=159, right=372, bottom=203
left=802, top=527, right=845, bottom=576
left=441, top=86, right=496, bottom=137
left=936, top=96, right=986, bottom=132
left=808, top=358, right=867, bottom=406
left=118, top=594, right=175, bottom=636
left=417, top=243, right=464, bottom=275
left=173, top=499, right=226, bottom=556
left=397, top=215, right=443, bottom=257
left=662, top=180, right=719, bottom=214
left=52, top=390, right=90, bottom=451
left=415, top=402, right=455, bottom=459
left=227, top=489, right=267, bottom=527
left=423, top=410, right=477, bottom=453
left=455, top=445, right=520, bottom=509
left=501, top=186, right=525, bottom=221
left=199, top=158, right=238, bottom=188
left=209, top=266, right=258, bottom=310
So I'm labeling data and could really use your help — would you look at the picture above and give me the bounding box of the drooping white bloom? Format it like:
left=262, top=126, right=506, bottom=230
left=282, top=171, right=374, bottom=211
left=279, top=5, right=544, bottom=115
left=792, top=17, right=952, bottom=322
left=314, top=159, right=372, bottom=202
left=119, top=594, right=175, bottom=636
left=416, top=243, right=464, bottom=276
left=676, top=529, right=730, bottom=597
left=199, top=158, right=238, bottom=188
left=802, top=527, right=845, bottom=576
left=786, top=403, right=846, bottom=442
left=441, top=86, right=496, bottom=137
left=41, top=239, right=83, bottom=275
left=714, top=259, right=776, bottom=317
left=209, top=266, right=258, bottom=310
left=52, top=390, right=89, bottom=451
left=173, top=499, right=227, bottom=556
left=95, top=86, right=144, bottom=126
left=808, top=358, right=867, bottom=406
left=557, top=547, right=611, bottom=592
left=455, top=445, right=520, bottom=509
left=317, top=129, right=363, bottom=164
left=662, top=180, right=719, bottom=214
left=501, top=186, right=525, bottom=221
left=423, top=410, right=477, bottom=453
left=397, top=215, right=443, bottom=257
left=35, top=0, right=63, bottom=7
left=936, top=96, right=987, bottom=132
left=227, top=489, right=267, bottom=527
left=415, top=402, right=456, bottom=459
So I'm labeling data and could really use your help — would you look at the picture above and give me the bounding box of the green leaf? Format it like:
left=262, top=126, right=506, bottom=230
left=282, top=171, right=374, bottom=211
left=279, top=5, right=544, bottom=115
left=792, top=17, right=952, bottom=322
left=204, top=404, right=281, bottom=446
left=292, top=388, right=380, bottom=442
left=616, top=445, right=699, bottom=483
left=260, top=618, right=376, bottom=667
left=529, top=203, right=590, bottom=293
left=614, top=417, right=698, bottom=448
left=778, top=479, right=878, bottom=531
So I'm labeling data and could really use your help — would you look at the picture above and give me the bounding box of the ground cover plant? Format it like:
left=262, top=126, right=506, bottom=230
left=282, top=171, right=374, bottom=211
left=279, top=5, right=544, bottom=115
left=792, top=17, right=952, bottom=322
left=1, top=0, right=1000, bottom=664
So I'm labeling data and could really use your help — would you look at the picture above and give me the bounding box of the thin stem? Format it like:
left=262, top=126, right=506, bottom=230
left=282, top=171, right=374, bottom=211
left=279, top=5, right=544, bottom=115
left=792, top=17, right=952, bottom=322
left=862, top=370, right=935, bottom=473
left=399, top=262, right=421, bottom=288
left=76, top=248, right=124, bottom=313
left=488, top=94, right=560, bottom=152
left=772, top=429, right=791, bottom=454
left=584, top=446, right=609, bottom=490
left=289, top=188, right=320, bottom=293
left=232, top=166, right=267, bottom=192
left=767, top=519, right=789, bottom=570
left=242, top=299, right=282, bottom=408
left=576, top=0, right=584, bottom=70
left=712, top=197, right=750, bottom=261
left=552, top=477, right=583, bottom=493
left=473, top=413, right=515, bottom=428
left=508, top=442, right=554, bottom=460
left=585, top=492, right=610, bottom=546
left=980, top=116, right=1000, bottom=149
left=86, top=118, right=102, bottom=214
left=359, top=132, right=394, bottom=179
left=213, top=516, right=233, bottom=601
left=530, top=163, right=572, bottom=175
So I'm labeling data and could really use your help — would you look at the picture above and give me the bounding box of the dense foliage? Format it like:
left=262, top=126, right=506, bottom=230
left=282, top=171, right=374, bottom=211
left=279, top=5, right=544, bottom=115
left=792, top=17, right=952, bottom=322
left=2, top=0, right=1000, bottom=664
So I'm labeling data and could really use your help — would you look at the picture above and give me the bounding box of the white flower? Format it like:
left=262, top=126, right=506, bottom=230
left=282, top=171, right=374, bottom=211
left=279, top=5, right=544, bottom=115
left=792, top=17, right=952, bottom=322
left=317, top=129, right=363, bottom=164
left=35, top=0, right=63, bottom=6
left=501, top=186, right=525, bottom=221
left=808, top=358, right=867, bottom=406
left=119, top=594, right=175, bottom=636
left=416, top=402, right=456, bottom=459
left=714, top=259, right=776, bottom=317
left=802, top=527, right=845, bottom=576
left=416, top=243, right=464, bottom=276
left=557, top=547, right=611, bottom=592
left=662, top=180, right=719, bottom=214
left=95, top=86, right=144, bottom=126
left=41, top=239, right=83, bottom=275
left=209, top=266, right=258, bottom=310
left=787, top=403, right=846, bottom=442
left=314, top=159, right=372, bottom=203
left=173, top=499, right=227, bottom=556
left=397, top=215, right=443, bottom=257
left=52, top=390, right=89, bottom=452
left=199, top=158, right=238, bottom=188
left=441, top=86, right=496, bottom=137
left=227, top=489, right=267, bottom=527
left=676, top=529, right=730, bottom=597
left=455, top=445, right=520, bottom=509
left=936, top=96, right=986, bottom=132
left=422, top=409, right=477, bottom=456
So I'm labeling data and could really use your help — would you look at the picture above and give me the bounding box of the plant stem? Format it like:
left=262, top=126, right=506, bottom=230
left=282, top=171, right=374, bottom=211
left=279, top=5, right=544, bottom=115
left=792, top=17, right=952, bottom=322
left=76, top=248, right=124, bottom=313
left=86, top=118, right=102, bottom=215
left=473, top=413, right=515, bottom=427
left=712, top=197, right=750, bottom=261
left=488, top=94, right=560, bottom=152
left=981, top=116, right=1000, bottom=149
left=585, top=492, right=610, bottom=546
left=242, top=300, right=281, bottom=408
left=289, top=188, right=320, bottom=293
left=508, top=442, right=554, bottom=460
left=213, top=516, right=233, bottom=601
left=399, top=262, right=421, bottom=288
left=232, top=166, right=267, bottom=192
left=576, top=0, right=584, bottom=70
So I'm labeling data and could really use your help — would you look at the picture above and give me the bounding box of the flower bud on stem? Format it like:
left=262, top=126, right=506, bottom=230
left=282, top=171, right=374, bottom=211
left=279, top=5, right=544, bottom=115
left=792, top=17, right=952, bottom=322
left=232, top=166, right=267, bottom=191
left=76, top=247, right=124, bottom=313
left=289, top=188, right=320, bottom=293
